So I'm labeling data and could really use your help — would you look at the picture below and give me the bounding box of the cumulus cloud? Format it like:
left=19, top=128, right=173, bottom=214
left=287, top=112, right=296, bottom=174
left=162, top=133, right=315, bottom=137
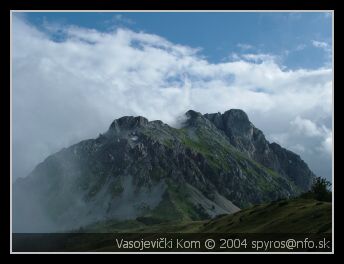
left=321, top=132, right=333, bottom=154
left=295, top=44, right=307, bottom=51
left=236, top=43, right=254, bottom=50
left=239, top=53, right=276, bottom=63
left=12, top=14, right=333, bottom=181
left=290, top=116, right=332, bottom=154
left=291, top=116, right=324, bottom=137
left=270, top=115, right=332, bottom=179
left=312, top=40, right=332, bottom=67
left=312, top=40, right=329, bottom=49
left=109, top=14, right=134, bottom=25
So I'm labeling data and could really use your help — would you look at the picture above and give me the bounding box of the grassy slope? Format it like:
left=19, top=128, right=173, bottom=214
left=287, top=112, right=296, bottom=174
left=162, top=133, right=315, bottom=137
left=19, top=198, right=329, bottom=252
left=83, top=198, right=331, bottom=234
left=143, top=122, right=300, bottom=210
left=201, top=198, right=331, bottom=233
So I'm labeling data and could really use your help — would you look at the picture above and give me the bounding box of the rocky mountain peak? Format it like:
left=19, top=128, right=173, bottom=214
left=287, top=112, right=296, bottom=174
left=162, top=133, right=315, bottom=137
left=222, top=109, right=252, bottom=138
left=223, top=109, right=250, bottom=123
left=109, top=116, right=149, bottom=132
left=204, top=109, right=253, bottom=138
left=184, top=109, right=213, bottom=128
left=185, top=109, right=202, bottom=119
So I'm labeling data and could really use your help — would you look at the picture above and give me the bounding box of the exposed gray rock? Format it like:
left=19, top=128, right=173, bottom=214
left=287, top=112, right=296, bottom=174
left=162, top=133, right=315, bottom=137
left=204, top=109, right=315, bottom=190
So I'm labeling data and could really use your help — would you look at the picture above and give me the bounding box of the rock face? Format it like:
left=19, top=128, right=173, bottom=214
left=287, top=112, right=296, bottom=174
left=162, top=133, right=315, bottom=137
left=204, top=109, right=315, bottom=190
left=13, top=109, right=315, bottom=232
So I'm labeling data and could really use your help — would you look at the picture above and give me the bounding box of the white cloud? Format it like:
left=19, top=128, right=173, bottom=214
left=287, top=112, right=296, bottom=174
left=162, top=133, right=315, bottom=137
left=312, top=40, right=329, bottom=49
left=237, top=43, right=253, bottom=50
left=12, top=15, right=333, bottom=181
left=112, top=14, right=134, bottom=25
left=321, top=132, right=333, bottom=154
left=290, top=116, right=323, bottom=137
left=239, top=53, right=276, bottom=63
left=295, top=44, right=306, bottom=51
left=289, top=116, right=332, bottom=157
left=311, top=40, right=332, bottom=68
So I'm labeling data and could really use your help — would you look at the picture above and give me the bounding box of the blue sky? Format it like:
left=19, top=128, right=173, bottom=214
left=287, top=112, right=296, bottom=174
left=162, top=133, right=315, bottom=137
left=12, top=12, right=333, bottom=181
left=21, top=12, right=332, bottom=69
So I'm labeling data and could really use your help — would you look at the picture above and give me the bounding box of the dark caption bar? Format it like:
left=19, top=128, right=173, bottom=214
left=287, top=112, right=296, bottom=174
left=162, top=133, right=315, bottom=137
left=12, top=233, right=332, bottom=252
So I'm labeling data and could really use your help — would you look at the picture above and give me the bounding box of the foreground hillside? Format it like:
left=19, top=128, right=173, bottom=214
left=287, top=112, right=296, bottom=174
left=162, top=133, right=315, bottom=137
left=83, top=197, right=331, bottom=233
left=12, top=197, right=331, bottom=252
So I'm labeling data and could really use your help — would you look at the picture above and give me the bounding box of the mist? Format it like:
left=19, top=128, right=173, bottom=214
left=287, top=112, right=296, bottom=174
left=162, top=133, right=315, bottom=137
left=12, top=143, right=167, bottom=232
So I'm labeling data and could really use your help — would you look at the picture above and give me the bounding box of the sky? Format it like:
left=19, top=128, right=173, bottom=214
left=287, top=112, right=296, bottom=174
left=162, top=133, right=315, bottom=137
left=12, top=11, right=333, bottom=182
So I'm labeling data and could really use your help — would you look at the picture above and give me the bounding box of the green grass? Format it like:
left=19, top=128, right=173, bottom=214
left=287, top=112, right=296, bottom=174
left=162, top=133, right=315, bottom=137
left=15, top=197, right=330, bottom=252
left=81, top=197, right=331, bottom=234
left=144, top=182, right=210, bottom=222
left=200, top=198, right=332, bottom=233
left=141, top=124, right=302, bottom=209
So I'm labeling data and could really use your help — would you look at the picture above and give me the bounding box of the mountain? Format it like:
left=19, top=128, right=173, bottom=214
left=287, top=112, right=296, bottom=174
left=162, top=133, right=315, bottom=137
left=13, top=109, right=315, bottom=232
